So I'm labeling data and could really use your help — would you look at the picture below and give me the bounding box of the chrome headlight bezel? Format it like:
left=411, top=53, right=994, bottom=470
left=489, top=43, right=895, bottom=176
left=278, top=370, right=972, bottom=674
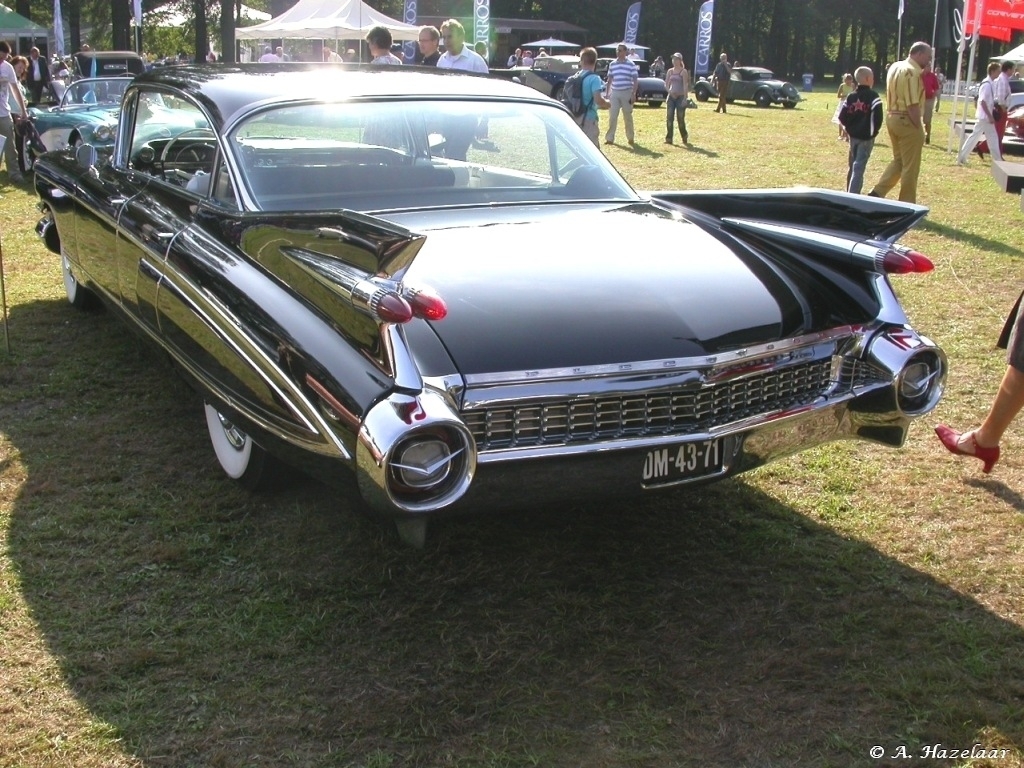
left=356, top=390, right=477, bottom=515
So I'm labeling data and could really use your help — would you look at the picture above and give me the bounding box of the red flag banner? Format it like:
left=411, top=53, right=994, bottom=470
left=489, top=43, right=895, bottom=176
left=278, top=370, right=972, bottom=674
left=964, top=0, right=1024, bottom=34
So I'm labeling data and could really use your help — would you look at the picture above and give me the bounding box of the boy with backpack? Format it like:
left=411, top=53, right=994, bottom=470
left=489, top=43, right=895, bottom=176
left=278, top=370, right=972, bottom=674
left=562, top=47, right=608, bottom=148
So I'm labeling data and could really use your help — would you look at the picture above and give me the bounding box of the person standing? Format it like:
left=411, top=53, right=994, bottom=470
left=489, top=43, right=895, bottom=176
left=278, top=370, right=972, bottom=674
left=832, top=72, right=856, bottom=140
left=507, top=48, right=521, bottom=68
left=417, top=26, right=441, bottom=66
left=664, top=52, right=690, bottom=145
left=436, top=19, right=488, bottom=73
left=867, top=41, right=931, bottom=203
left=0, top=41, right=27, bottom=183
left=935, top=287, right=1024, bottom=474
left=922, top=60, right=939, bottom=143
left=604, top=44, right=638, bottom=146
left=577, top=47, right=609, bottom=148
left=366, top=26, right=402, bottom=65
left=25, top=46, right=50, bottom=103
left=838, top=66, right=883, bottom=194
left=712, top=53, right=731, bottom=113
left=993, top=60, right=1014, bottom=144
left=957, top=61, right=1003, bottom=165
left=258, top=46, right=279, bottom=63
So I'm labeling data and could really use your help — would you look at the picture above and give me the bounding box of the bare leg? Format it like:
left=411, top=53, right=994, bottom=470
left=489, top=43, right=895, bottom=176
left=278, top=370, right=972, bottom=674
left=974, top=366, right=1024, bottom=448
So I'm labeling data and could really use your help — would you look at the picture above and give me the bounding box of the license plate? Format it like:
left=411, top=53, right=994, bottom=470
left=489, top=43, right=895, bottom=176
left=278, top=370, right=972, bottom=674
left=642, top=438, right=725, bottom=484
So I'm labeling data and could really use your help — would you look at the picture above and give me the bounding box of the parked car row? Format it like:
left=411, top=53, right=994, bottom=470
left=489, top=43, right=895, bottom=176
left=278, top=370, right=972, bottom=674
left=493, top=54, right=669, bottom=107
left=32, top=63, right=943, bottom=546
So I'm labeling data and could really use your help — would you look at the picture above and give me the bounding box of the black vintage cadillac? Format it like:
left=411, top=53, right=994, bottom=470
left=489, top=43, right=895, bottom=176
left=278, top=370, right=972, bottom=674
left=34, top=64, right=945, bottom=546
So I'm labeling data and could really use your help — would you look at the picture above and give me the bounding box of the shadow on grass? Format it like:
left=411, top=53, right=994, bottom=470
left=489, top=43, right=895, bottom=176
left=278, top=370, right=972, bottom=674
left=917, top=218, right=1024, bottom=259
left=5, top=299, right=1024, bottom=767
left=966, top=476, right=1024, bottom=511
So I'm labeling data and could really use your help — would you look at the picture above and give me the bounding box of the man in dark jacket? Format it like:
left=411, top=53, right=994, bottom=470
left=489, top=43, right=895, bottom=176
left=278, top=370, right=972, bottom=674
left=838, top=66, right=884, bottom=195
left=26, top=47, right=51, bottom=102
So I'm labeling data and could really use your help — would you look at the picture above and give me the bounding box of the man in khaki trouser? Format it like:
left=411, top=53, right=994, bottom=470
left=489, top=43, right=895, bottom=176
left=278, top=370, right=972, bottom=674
left=868, top=41, right=932, bottom=203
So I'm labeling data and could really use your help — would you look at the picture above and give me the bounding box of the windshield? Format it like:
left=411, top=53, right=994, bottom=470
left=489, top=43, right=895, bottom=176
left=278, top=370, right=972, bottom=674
left=62, top=78, right=131, bottom=108
left=229, top=99, right=638, bottom=212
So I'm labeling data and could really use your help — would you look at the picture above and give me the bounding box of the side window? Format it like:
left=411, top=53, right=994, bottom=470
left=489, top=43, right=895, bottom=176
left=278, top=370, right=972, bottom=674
left=127, top=89, right=217, bottom=194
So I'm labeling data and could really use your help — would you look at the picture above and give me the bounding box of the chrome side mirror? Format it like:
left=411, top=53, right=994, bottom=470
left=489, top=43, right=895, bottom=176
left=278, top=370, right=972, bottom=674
left=75, top=143, right=97, bottom=169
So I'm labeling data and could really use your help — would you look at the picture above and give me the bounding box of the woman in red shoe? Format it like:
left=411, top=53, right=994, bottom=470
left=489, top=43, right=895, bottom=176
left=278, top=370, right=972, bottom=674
left=935, top=297, right=1024, bottom=473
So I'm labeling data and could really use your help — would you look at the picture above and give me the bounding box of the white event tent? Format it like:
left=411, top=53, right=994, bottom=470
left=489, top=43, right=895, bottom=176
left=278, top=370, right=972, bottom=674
left=235, top=0, right=419, bottom=41
left=992, top=41, right=1024, bottom=64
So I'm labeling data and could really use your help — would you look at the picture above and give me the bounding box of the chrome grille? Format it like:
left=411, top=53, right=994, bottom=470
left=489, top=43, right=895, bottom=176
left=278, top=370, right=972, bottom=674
left=464, top=358, right=837, bottom=451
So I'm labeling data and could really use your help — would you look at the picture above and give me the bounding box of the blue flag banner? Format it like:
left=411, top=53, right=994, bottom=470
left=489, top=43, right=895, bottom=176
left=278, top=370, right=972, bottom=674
left=623, top=1, right=642, bottom=46
left=694, top=0, right=714, bottom=76
left=474, top=0, right=490, bottom=47
left=403, top=0, right=417, bottom=62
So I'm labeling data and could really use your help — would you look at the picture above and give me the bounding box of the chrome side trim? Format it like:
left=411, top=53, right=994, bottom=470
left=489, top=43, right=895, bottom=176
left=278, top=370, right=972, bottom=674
left=152, top=262, right=353, bottom=461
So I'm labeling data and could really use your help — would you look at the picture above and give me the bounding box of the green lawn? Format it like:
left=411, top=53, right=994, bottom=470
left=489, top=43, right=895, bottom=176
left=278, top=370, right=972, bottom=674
left=2, top=88, right=1024, bottom=768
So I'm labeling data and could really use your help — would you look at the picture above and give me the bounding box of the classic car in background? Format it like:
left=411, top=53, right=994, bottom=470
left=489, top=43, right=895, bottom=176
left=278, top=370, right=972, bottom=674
left=1006, top=104, right=1024, bottom=152
left=596, top=57, right=667, bottom=107
left=492, top=54, right=581, bottom=99
left=34, top=64, right=945, bottom=546
left=17, top=77, right=130, bottom=173
left=71, top=50, right=147, bottom=80
left=692, top=66, right=801, bottom=108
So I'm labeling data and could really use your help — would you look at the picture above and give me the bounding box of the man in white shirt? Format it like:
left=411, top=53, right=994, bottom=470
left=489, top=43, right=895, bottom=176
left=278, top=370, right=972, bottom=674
left=437, top=19, right=488, bottom=73
left=993, top=60, right=1013, bottom=143
left=0, top=41, right=28, bottom=183
left=958, top=62, right=1003, bottom=164
left=258, top=46, right=279, bottom=63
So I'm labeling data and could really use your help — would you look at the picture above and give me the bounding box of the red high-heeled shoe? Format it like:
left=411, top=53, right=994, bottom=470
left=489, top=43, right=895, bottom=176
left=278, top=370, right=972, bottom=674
left=935, top=425, right=1000, bottom=473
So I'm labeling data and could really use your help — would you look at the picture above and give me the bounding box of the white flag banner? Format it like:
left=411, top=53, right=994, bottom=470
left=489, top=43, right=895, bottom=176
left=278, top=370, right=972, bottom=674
left=133, top=0, right=142, bottom=27
left=898, top=0, right=905, bottom=19
left=54, top=0, right=65, bottom=57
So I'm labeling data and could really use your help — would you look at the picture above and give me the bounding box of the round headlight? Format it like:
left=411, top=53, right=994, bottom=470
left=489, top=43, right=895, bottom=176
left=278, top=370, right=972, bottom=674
left=93, top=124, right=115, bottom=142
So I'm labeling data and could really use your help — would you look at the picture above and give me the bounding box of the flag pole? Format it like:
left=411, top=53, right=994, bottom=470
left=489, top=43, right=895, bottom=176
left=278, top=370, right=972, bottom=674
left=897, top=0, right=904, bottom=58
left=0, top=232, right=11, bottom=355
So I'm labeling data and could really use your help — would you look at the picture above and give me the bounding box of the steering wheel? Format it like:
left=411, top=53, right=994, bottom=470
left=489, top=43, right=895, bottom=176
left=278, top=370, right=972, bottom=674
left=159, top=128, right=216, bottom=181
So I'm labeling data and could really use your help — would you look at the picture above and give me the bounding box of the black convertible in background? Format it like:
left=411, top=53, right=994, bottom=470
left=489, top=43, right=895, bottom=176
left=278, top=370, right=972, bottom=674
left=34, top=64, right=944, bottom=546
left=693, top=66, right=802, bottom=108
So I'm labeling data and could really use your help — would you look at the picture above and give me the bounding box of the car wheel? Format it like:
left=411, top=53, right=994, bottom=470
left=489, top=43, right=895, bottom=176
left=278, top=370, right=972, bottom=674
left=649, top=100, right=664, bottom=108
left=695, top=88, right=710, bottom=102
left=204, top=403, right=288, bottom=491
left=18, top=134, right=34, bottom=174
left=61, top=251, right=99, bottom=310
left=551, top=83, right=564, bottom=101
left=783, top=102, right=797, bottom=109
left=754, top=91, right=772, bottom=108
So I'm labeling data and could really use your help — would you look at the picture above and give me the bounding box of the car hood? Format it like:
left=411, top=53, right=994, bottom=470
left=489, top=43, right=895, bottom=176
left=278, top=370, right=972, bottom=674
left=34, top=105, right=120, bottom=123
left=394, top=204, right=801, bottom=376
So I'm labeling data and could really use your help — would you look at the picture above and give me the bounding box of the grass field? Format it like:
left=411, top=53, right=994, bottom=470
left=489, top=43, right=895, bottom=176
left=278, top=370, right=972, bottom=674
left=2, top=87, right=1024, bottom=768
